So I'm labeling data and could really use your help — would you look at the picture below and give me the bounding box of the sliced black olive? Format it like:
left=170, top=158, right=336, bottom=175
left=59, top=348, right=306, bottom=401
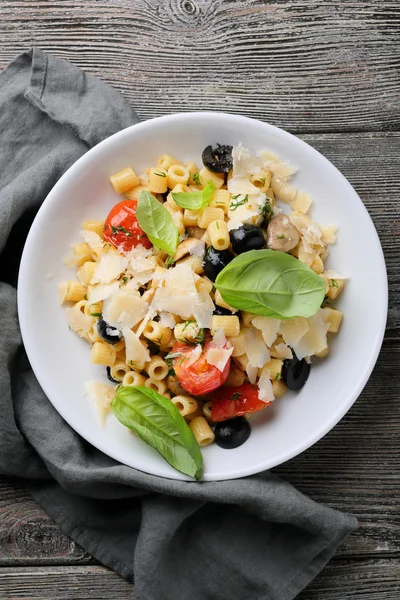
left=97, top=318, right=122, bottom=345
left=214, top=417, right=251, bottom=449
left=282, top=355, right=311, bottom=391
left=202, top=144, right=233, bottom=173
left=230, top=224, right=266, bottom=254
left=203, top=246, right=234, bottom=282
left=106, top=367, right=119, bottom=384
left=213, top=306, right=234, bottom=316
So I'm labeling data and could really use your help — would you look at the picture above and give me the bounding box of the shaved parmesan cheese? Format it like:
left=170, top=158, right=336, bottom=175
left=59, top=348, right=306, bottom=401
left=245, top=327, right=271, bottom=368
left=279, top=317, right=309, bottom=347
left=290, top=213, right=324, bottom=248
left=274, top=343, right=293, bottom=360
left=159, top=312, right=176, bottom=329
left=152, top=263, right=199, bottom=319
left=323, top=270, right=349, bottom=280
left=232, top=145, right=263, bottom=178
left=186, top=344, right=203, bottom=368
left=189, top=240, right=206, bottom=257
left=258, top=150, right=298, bottom=180
left=63, top=255, right=81, bottom=269
left=84, top=381, right=115, bottom=426
left=123, top=327, right=150, bottom=364
left=59, top=281, right=69, bottom=304
left=80, top=230, right=103, bottom=253
left=294, top=311, right=328, bottom=360
left=227, top=192, right=266, bottom=231
left=88, top=281, right=120, bottom=305
left=252, top=316, right=281, bottom=347
left=321, top=225, right=337, bottom=245
left=66, top=306, right=91, bottom=333
left=103, top=291, right=148, bottom=329
left=290, top=191, right=313, bottom=214
left=228, top=178, right=260, bottom=196
left=206, top=346, right=233, bottom=372
left=91, top=254, right=128, bottom=284
left=193, top=288, right=214, bottom=328
left=212, top=328, right=228, bottom=348
left=246, top=363, right=258, bottom=385
left=258, top=366, right=275, bottom=403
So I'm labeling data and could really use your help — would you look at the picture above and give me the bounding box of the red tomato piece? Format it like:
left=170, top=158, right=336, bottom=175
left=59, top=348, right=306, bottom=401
left=211, top=382, right=270, bottom=422
left=103, top=199, right=152, bottom=253
left=172, top=334, right=231, bottom=396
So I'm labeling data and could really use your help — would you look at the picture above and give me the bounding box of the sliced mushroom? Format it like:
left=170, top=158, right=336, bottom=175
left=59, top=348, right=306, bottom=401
left=266, top=214, right=300, bottom=252
left=173, top=237, right=205, bottom=261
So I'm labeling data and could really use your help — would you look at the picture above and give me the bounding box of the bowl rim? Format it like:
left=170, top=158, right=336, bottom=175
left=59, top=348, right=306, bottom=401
left=18, top=111, right=388, bottom=480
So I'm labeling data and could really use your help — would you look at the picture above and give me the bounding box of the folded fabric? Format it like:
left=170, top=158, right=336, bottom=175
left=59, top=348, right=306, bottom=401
left=0, top=48, right=357, bottom=600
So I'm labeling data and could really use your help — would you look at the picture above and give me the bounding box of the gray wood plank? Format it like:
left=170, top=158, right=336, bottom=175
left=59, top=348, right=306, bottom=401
left=0, top=561, right=399, bottom=599
left=0, top=0, right=399, bottom=133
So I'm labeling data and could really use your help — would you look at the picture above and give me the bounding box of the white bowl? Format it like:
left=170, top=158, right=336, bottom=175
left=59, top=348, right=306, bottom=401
left=18, top=112, right=387, bottom=481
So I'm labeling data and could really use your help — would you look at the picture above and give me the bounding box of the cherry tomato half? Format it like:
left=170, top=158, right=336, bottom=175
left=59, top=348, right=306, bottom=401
left=103, top=200, right=152, bottom=253
left=211, top=382, right=270, bottom=422
left=172, top=335, right=231, bottom=396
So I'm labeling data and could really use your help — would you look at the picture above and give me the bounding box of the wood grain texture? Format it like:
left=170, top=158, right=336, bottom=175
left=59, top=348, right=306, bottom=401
left=0, top=1, right=399, bottom=597
left=0, top=0, right=399, bottom=133
left=0, top=560, right=399, bottom=599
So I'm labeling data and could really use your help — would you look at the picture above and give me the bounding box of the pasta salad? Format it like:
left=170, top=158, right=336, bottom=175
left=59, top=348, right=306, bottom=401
left=60, top=144, right=346, bottom=479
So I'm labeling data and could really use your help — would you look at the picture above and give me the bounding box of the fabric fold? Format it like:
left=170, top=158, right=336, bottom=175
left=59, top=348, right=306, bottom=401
left=0, top=48, right=357, bottom=600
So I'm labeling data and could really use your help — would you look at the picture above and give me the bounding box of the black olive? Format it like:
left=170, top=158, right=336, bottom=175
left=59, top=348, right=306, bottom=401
left=230, top=224, right=266, bottom=254
left=202, top=144, right=233, bottom=173
left=203, top=246, right=234, bottom=282
left=213, top=306, right=234, bottom=316
left=282, top=355, right=311, bottom=391
left=97, top=318, right=122, bottom=345
left=106, top=367, right=119, bottom=384
left=214, top=417, right=251, bottom=449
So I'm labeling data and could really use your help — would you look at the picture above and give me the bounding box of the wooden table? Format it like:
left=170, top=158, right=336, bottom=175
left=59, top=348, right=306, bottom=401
left=1, top=1, right=399, bottom=598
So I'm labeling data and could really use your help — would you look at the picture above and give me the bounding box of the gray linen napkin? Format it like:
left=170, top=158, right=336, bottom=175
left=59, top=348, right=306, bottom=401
left=0, top=48, right=357, bottom=600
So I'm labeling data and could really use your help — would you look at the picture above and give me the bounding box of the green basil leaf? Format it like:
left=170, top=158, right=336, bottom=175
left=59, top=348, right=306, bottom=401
left=110, top=385, right=204, bottom=480
left=215, top=249, right=326, bottom=319
left=172, top=180, right=214, bottom=210
left=137, top=191, right=179, bottom=255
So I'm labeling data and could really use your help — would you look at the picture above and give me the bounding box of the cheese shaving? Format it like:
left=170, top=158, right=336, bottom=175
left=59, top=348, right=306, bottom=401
left=123, top=327, right=150, bottom=364
left=84, top=381, right=115, bottom=426
left=91, top=254, right=128, bottom=284
left=88, top=281, right=120, bottom=305
left=245, top=327, right=270, bottom=368
left=66, top=306, right=91, bottom=333
left=294, top=311, right=328, bottom=360
left=206, top=347, right=233, bottom=372
left=246, top=363, right=258, bottom=385
left=279, top=317, right=309, bottom=347
left=103, top=291, right=148, bottom=329
left=80, top=230, right=103, bottom=253
left=258, top=366, right=275, bottom=403
left=252, top=316, right=281, bottom=347
left=186, top=344, right=203, bottom=368
left=323, top=270, right=349, bottom=280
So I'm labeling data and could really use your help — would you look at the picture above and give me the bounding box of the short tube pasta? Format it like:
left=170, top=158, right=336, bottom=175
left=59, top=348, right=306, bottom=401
left=122, top=371, right=147, bottom=387
left=90, top=342, right=116, bottom=367
left=198, top=207, right=225, bottom=229
left=207, top=220, right=230, bottom=250
left=189, top=416, right=215, bottom=447
left=156, top=154, right=181, bottom=170
left=64, top=281, right=87, bottom=303
left=145, top=356, right=169, bottom=381
left=147, top=168, right=168, bottom=194
left=110, top=167, right=139, bottom=194
left=198, top=167, right=224, bottom=189
left=145, top=378, right=167, bottom=395
left=210, top=315, right=240, bottom=338
left=81, top=220, right=105, bottom=238
left=110, top=361, right=131, bottom=382
left=167, top=165, right=190, bottom=189
left=171, top=395, right=198, bottom=418
left=210, top=190, right=230, bottom=214
left=143, top=320, right=172, bottom=346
